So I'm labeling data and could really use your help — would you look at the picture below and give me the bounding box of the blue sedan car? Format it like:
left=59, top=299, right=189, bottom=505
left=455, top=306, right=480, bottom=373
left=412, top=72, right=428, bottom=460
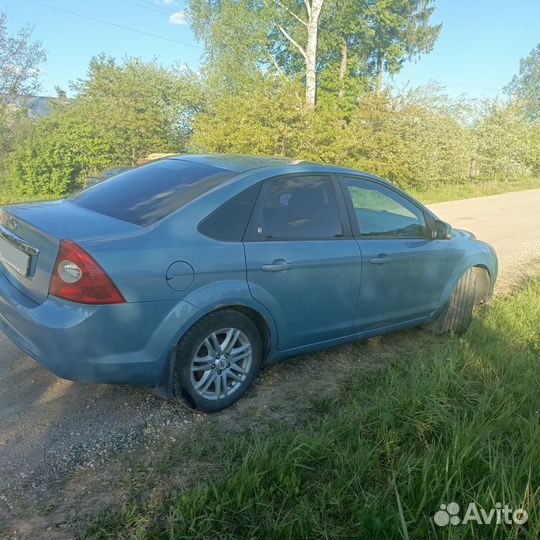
left=0, top=155, right=497, bottom=411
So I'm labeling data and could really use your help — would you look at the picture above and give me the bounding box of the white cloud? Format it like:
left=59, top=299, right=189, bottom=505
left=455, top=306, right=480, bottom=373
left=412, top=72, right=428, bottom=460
left=162, top=0, right=176, bottom=5
left=169, top=11, right=189, bottom=25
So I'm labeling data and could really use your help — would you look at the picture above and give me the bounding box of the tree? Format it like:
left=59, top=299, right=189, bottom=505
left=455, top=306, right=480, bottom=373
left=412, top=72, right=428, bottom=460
left=9, top=106, right=116, bottom=196
left=189, top=0, right=326, bottom=109
left=272, top=0, right=326, bottom=109
left=188, top=1, right=442, bottom=107
left=188, top=0, right=273, bottom=95
left=364, top=0, right=441, bottom=96
left=473, top=99, right=539, bottom=181
left=316, top=0, right=370, bottom=100
left=0, top=12, right=46, bottom=188
left=10, top=56, right=206, bottom=195
left=0, top=12, right=46, bottom=100
left=504, top=44, right=540, bottom=121
left=71, top=55, right=205, bottom=161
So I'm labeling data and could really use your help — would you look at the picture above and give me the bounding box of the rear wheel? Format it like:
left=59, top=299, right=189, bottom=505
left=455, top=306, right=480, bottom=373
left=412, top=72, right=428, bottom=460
left=173, top=310, right=262, bottom=412
left=427, top=267, right=477, bottom=335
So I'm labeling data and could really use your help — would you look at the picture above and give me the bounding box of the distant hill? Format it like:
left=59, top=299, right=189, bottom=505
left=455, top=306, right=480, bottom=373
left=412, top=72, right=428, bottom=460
left=3, top=95, right=59, bottom=120
left=24, top=96, right=57, bottom=119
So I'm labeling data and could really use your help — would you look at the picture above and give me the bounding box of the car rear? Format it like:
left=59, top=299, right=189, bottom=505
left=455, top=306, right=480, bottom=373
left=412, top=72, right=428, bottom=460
left=0, top=158, right=238, bottom=385
left=0, top=202, right=172, bottom=383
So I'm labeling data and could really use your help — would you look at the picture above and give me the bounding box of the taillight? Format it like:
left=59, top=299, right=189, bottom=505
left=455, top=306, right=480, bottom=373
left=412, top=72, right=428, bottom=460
left=49, top=240, right=126, bottom=304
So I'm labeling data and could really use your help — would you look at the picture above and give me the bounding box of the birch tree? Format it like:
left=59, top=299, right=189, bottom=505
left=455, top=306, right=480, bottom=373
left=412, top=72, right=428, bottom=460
left=271, top=0, right=325, bottom=108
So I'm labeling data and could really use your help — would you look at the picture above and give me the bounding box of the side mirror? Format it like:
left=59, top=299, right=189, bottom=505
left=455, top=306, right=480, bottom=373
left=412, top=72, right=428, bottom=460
left=431, top=220, right=452, bottom=240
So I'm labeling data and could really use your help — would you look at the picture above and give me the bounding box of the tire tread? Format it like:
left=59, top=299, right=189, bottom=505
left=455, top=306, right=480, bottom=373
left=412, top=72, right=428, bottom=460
left=428, top=267, right=476, bottom=335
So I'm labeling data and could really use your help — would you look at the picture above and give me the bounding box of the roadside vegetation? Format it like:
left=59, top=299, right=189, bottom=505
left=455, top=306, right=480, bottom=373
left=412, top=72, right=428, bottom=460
left=82, top=277, right=540, bottom=540
left=1, top=8, right=539, bottom=204
left=409, top=175, right=538, bottom=205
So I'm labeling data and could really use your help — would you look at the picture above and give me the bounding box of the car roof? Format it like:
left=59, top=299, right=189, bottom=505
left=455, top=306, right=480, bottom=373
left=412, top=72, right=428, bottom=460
left=166, top=153, right=400, bottom=194
left=169, top=153, right=386, bottom=176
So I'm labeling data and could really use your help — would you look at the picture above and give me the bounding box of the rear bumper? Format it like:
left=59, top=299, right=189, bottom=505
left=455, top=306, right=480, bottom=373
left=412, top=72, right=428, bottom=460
left=0, top=269, right=195, bottom=385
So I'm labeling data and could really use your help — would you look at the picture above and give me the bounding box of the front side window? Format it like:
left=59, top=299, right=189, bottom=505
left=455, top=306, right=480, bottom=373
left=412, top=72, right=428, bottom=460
left=253, top=175, right=343, bottom=240
left=343, top=178, right=426, bottom=238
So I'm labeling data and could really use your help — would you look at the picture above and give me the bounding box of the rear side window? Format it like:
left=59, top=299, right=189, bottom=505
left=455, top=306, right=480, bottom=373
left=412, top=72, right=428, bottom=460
left=198, top=184, right=261, bottom=241
left=71, top=160, right=236, bottom=226
left=251, top=175, right=343, bottom=240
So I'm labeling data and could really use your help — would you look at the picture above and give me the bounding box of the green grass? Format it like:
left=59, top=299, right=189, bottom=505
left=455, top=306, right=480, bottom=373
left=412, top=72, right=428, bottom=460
left=82, top=278, right=540, bottom=540
left=410, top=176, right=539, bottom=204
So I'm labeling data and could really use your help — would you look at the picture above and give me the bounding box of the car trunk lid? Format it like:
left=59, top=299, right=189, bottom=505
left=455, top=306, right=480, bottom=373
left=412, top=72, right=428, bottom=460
left=0, top=200, right=139, bottom=304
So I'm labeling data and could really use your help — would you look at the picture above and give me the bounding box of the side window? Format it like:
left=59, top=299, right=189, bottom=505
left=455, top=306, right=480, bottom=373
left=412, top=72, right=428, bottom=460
left=343, top=178, right=427, bottom=238
left=198, top=184, right=261, bottom=241
left=254, top=175, right=343, bottom=240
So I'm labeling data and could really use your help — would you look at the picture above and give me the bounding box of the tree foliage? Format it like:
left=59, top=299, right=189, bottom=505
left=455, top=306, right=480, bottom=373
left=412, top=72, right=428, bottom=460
left=364, top=0, right=441, bottom=95
left=187, top=0, right=440, bottom=105
left=9, top=106, right=115, bottom=196
left=504, top=45, right=540, bottom=121
left=9, top=56, right=205, bottom=195
left=474, top=100, right=539, bottom=181
left=1, top=13, right=47, bottom=190
left=188, top=0, right=273, bottom=94
left=192, top=77, right=538, bottom=189
left=3, top=9, right=538, bottom=199
left=0, top=12, right=46, bottom=100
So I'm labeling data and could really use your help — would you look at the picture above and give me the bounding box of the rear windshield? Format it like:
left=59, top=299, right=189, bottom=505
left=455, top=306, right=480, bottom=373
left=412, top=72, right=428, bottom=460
left=71, top=159, right=236, bottom=226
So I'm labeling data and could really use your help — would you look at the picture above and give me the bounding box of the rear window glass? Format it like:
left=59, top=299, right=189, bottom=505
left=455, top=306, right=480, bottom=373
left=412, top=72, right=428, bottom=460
left=71, top=160, right=236, bottom=226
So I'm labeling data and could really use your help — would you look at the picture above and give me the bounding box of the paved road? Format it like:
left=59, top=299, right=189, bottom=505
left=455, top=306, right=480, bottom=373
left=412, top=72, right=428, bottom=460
left=0, top=188, right=538, bottom=535
left=428, top=189, right=540, bottom=292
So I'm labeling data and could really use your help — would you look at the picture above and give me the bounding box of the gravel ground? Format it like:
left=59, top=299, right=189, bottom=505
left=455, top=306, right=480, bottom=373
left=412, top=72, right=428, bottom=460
left=0, top=188, right=538, bottom=539
left=428, top=189, right=540, bottom=292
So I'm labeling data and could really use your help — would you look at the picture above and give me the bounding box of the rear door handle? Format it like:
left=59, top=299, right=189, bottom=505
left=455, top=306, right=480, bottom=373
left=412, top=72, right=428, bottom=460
left=369, top=255, right=393, bottom=265
left=261, top=259, right=292, bottom=272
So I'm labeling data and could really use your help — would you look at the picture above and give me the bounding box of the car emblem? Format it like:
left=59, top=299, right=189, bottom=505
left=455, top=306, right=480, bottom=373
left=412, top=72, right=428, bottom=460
left=7, top=218, right=18, bottom=231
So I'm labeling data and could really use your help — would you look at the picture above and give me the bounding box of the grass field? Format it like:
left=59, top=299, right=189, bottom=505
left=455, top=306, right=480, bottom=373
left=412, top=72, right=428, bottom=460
left=409, top=176, right=538, bottom=204
left=82, top=277, right=540, bottom=540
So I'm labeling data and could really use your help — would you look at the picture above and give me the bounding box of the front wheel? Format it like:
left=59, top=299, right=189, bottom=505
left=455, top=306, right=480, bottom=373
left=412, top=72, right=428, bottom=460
left=173, top=310, right=262, bottom=412
left=427, top=267, right=477, bottom=335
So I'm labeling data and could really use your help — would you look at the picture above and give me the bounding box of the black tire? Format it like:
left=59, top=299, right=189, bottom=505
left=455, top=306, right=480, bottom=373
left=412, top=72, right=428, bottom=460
left=173, top=309, right=262, bottom=412
left=427, top=267, right=477, bottom=335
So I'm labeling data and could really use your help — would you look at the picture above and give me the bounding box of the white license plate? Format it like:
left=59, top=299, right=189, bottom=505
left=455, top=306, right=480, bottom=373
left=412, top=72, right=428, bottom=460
left=0, top=235, right=31, bottom=277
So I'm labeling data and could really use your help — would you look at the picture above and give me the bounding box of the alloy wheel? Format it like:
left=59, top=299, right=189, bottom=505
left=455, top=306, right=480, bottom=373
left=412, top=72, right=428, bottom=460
left=190, top=327, right=253, bottom=400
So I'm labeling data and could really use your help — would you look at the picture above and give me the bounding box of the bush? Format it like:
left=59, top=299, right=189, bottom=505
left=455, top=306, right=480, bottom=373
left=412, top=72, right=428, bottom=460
left=192, top=84, right=477, bottom=190
left=9, top=106, right=116, bottom=195
left=5, top=60, right=539, bottom=199
left=474, top=100, right=540, bottom=181
left=8, top=56, right=205, bottom=196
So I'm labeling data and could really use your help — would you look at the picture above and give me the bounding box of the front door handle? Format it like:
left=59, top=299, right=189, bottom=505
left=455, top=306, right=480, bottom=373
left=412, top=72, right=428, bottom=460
left=369, top=255, right=393, bottom=265
left=261, top=259, right=292, bottom=272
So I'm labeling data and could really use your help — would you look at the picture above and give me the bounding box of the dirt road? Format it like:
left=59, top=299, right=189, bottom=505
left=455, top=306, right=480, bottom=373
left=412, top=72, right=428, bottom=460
left=0, top=188, right=538, bottom=538
left=429, top=189, right=540, bottom=291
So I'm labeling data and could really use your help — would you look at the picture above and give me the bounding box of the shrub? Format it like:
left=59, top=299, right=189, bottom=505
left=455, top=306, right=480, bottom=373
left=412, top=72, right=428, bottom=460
left=8, top=56, right=205, bottom=196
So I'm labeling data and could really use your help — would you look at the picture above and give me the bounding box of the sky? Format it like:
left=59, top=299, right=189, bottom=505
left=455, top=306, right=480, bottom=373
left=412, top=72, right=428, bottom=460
left=0, top=0, right=538, bottom=100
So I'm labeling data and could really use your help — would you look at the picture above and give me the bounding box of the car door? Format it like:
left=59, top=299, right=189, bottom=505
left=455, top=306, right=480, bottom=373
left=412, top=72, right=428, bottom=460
left=339, top=176, right=448, bottom=331
left=243, top=173, right=362, bottom=350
